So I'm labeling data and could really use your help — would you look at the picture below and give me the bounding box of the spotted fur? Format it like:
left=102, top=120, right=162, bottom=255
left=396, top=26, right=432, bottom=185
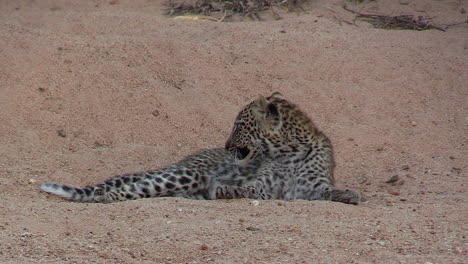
left=40, top=148, right=262, bottom=203
left=220, top=92, right=360, bottom=204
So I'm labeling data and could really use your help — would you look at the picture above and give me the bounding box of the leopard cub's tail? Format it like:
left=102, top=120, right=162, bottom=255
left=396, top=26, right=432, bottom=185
left=40, top=183, right=105, bottom=203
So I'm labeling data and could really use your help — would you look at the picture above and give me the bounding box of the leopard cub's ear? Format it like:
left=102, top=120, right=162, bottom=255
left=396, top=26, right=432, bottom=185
left=266, top=102, right=282, bottom=129
left=252, top=95, right=282, bottom=130
left=252, top=95, right=270, bottom=116
left=270, top=92, right=285, bottom=100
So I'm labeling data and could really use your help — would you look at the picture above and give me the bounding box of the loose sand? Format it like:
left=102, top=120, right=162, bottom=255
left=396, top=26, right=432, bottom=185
left=0, top=0, right=466, bottom=263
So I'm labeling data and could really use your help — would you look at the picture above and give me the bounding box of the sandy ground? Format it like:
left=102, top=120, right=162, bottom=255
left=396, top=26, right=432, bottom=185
left=0, top=0, right=467, bottom=263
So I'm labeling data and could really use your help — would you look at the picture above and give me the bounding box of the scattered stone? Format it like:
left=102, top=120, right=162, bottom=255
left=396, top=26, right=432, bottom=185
left=358, top=176, right=368, bottom=184
left=250, top=200, right=260, bottom=206
left=28, top=179, right=36, bottom=184
left=401, top=165, right=410, bottom=170
left=99, top=252, right=111, bottom=259
left=277, top=202, right=283, bottom=206
left=18, top=232, right=32, bottom=238
left=400, top=198, right=407, bottom=201
left=57, top=129, right=67, bottom=138
left=449, top=156, right=455, bottom=160
left=246, top=226, right=261, bottom=231
left=385, top=175, right=399, bottom=184
left=200, top=244, right=208, bottom=250
left=38, top=87, right=46, bottom=92
left=389, top=190, right=400, bottom=196
left=238, top=218, right=245, bottom=223
left=411, top=121, right=417, bottom=126
left=151, top=110, right=160, bottom=117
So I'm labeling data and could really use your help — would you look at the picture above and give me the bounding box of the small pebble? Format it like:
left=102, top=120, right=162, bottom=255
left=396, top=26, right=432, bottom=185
left=376, top=240, right=386, bottom=246
left=200, top=244, right=208, bottom=250
left=57, top=129, right=66, bottom=138
left=401, top=165, right=410, bottom=170
left=18, top=232, right=32, bottom=238
left=28, top=179, right=37, bottom=184
left=358, top=176, right=367, bottom=184
left=151, top=110, right=160, bottom=117
left=411, top=121, right=417, bottom=126
left=385, top=175, right=399, bottom=183
left=250, top=200, right=260, bottom=206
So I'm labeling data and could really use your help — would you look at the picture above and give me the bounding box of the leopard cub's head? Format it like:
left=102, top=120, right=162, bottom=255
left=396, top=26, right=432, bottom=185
left=226, top=92, right=323, bottom=163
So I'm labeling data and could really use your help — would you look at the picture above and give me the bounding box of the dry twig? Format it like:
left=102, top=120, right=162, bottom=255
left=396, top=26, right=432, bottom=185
left=343, top=4, right=447, bottom=31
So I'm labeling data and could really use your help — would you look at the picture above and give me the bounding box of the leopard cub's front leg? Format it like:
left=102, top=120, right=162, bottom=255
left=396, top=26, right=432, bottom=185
left=215, top=180, right=270, bottom=200
left=215, top=185, right=257, bottom=199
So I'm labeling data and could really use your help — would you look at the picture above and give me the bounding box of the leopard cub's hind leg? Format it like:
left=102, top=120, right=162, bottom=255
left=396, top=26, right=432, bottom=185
left=323, top=188, right=360, bottom=205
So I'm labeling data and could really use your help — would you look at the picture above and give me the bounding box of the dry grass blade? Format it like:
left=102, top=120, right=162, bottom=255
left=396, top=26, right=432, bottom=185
left=164, top=0, right=307, bottom=21
left=360, top=14, right=446, bottom=31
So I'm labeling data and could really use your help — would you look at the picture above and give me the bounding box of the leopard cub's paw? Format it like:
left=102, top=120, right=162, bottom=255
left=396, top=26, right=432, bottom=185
left=330, top=189, right=361, bottom=205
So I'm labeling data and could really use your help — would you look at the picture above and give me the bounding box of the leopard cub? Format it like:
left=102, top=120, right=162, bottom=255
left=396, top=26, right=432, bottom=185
left=40, top=93, right=359, bottom=204
left=219, top=92, right=360, bottom=204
